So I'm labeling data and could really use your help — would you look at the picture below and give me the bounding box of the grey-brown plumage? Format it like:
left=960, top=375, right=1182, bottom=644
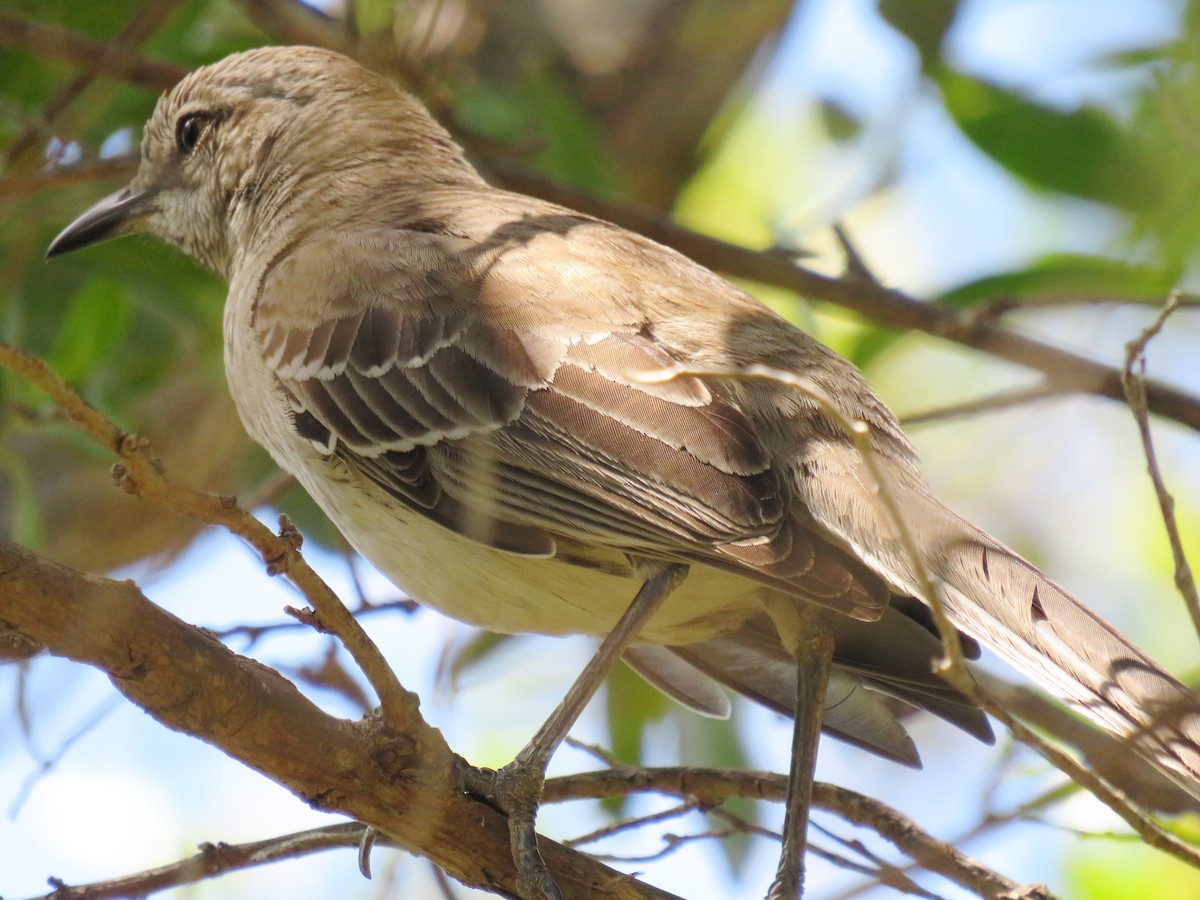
left=48, top=44, right=1200, bottom=867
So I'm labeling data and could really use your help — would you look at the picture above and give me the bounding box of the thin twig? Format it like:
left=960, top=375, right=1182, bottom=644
left=0, top=12, right=183, bottom=90
left=565, top=736, right=624, bottom=769
left=638, top=361, right=964, bottom=667
left=8, top=694, right=123, bottom=817
left=901, top=383, right=1070, bottom=427
left=1121, top=292, right=1200, bottom=641
left=830, top=779, right=1077, bottom=900
left=544, top=768, right=1052, bottom=899
left=564, top=801, right=701, bottom=850
left=832, top=223, right=880, bottom=286
left=211, top=598, right=418, bottom=645
left=806, top=820, right=944, bottom=899
left=4, top=0, right=188, bottom=167
left=17, top=823, right=374, bottom=900
left=0, top=154, right=138, bottom=198
left=0, top=340, right=415, bottom=728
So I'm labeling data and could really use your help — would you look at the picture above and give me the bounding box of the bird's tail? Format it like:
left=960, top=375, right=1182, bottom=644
left=924, top=500, right=1200, bottom=796
left=811, top=452, right=1200, bottom=799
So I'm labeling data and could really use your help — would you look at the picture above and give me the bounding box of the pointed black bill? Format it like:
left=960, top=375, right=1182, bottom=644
left=46, top=186, right=155, bottom=258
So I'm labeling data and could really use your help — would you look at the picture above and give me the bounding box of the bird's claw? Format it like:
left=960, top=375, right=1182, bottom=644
left=461, top=758, right=560, bottom=899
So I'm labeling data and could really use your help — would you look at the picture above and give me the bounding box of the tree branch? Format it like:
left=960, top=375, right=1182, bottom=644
left=0, top=539, right=681, bottom=900
left=544, top=768, right=1054, bottom=899
left=0, top=12, right=183, bottom=91
left=1121, top=292, right=1200, bottom=641
left=0, top=339, right=414, bottom=730
left=18, top=823, right=370, bottom=900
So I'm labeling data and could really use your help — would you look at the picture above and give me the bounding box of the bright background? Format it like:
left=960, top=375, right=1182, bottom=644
left=4, top=0, right=1200, bottom=897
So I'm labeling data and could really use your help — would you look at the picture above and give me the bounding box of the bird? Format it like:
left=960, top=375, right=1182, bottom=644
left=47, top=45, right=1200, bottom=899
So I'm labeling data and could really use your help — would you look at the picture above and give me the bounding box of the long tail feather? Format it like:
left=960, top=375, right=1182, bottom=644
left=800, top=444, right=1200, bottom=799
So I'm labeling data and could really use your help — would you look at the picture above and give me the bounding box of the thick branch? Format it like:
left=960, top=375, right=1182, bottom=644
left=0, top=540, right=679, bottom=900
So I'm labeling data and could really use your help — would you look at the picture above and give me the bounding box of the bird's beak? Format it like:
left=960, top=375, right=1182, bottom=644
left=46, top=185, right=156, bottom=258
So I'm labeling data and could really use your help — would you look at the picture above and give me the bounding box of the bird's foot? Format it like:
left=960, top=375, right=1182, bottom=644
left=460, top=757, right=561, bottom=900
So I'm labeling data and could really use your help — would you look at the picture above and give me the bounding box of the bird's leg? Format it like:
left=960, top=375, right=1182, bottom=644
left=462, top=561, right=689, bottom=899
left=764, top=601, right=835, bottom=900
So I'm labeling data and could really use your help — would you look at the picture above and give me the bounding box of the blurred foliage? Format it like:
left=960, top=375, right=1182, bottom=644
left=4, top=0, right=1200, bottom=896
left=1068, top=823, right=1200, bottom=899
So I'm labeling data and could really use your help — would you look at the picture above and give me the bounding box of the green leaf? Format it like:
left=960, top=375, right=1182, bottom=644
left=607, top=661, right=671, bottom=760
left=845, top=325, right=904, bottom=373
left=354, top=0, right=395, bottom=35
left=937, top=69, right=1162, bottom=210
left=816, top=98, right=863, bottom=143
left=603, top=661, right=671, bottom=814
left=439, top=630, right=513, bottom=691
left=455, top=82, right=533, bottom=145
left=520, top=68, right=620, bottom=193
left=50, top=276, right=131, bottom=383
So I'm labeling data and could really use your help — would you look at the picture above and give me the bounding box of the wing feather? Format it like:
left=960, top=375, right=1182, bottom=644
left=257, top=226, right=886, bottom=616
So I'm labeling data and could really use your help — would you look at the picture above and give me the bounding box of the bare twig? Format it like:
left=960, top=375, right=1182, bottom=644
left=832, top=224, right=880, bottom=286
left=564, top=801, right=701, bottom=851
left=961, top=291, right=1200, bottom=315
left=1121, top=292, right=1200, bottom=641
left=18, top=823, right=373, bottom=900
left=901, top=383, right=1070, bottom=427
left=8, top=695, right=123, bottom=817
left=543, top=768, right=1054, bottom=899
left=0, top=154, right=137, bottom=198
left=806, top=820, right=943, bottom=899
left=211, top=599, right=418, bottom=646
left=0, top=340, right=415, bottom=729
left=638, top=361, right=966, bottom=667
left=4, top=0, right=188, bottom=167
left=0, top=12, right=183, bottom=90
left=565, top=736, right=624, bottom=769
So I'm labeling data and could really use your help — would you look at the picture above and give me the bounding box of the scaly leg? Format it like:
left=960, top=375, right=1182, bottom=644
left=765, top=602, right=835, bottom=900
left=462, top=561, right=689, bottom=899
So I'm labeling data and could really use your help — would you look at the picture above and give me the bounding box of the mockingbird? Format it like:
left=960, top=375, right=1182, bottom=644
left=48, top=46, right=1200, bottom=899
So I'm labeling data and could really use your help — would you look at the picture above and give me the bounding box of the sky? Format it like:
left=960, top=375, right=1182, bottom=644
left=4, top=1, right=1199, bottom=898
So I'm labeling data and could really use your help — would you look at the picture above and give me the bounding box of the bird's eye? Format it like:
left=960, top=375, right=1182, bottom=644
left=175, top=114, right=210, bottom=155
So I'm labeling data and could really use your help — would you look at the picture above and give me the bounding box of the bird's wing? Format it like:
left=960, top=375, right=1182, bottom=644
left=252, top=224, right=887, bottom=620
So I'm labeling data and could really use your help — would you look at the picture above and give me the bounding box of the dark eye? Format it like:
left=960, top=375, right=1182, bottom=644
left=175, top=114, right=210, bottom=155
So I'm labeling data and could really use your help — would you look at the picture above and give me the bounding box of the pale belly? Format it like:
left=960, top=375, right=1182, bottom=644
left=296, top=457, right=768, bottom=645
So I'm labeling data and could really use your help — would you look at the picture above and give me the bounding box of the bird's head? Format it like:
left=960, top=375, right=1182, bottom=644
left=48, top=46, right=474, bottom=276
